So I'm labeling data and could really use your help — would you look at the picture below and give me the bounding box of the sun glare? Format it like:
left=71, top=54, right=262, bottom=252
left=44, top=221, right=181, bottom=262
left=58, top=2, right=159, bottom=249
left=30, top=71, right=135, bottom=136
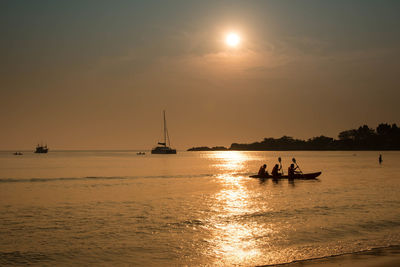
left=226, top=33, right=241, bottom=47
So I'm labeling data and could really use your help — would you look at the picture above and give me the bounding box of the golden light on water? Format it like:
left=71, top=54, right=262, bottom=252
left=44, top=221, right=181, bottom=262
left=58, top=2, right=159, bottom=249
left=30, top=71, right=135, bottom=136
left=207, top=151, right=249, bottom=172
left=214, top=221, right=262, bottom=264
left=200, top=151, right=292, bottom=265
left=211, top=173, right=263, bottom=265
left=204, top=151, right=269, bottom=265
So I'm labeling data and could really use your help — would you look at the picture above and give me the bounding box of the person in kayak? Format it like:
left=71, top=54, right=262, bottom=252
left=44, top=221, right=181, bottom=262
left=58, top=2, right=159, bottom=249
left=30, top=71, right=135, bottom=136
left=288, top=163, right=300, bottom=179
left=271, top=164, right=282, bottom=178
left=258, top=164, right=267, bottom=176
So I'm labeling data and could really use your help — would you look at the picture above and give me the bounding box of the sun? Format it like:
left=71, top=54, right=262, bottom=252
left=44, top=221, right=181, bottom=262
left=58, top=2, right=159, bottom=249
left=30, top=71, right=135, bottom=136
left=225, top=33, right=241, bottom=47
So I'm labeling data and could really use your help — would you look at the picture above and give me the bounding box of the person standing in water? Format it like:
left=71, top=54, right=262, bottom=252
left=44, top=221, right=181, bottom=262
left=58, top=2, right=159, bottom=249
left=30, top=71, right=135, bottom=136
left=379, top=154, right=382, bottom=164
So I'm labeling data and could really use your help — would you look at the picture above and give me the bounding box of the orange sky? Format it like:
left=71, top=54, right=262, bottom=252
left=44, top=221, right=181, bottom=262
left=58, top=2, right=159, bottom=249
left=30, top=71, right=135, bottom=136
left=1, top=1, right=399, bottom=150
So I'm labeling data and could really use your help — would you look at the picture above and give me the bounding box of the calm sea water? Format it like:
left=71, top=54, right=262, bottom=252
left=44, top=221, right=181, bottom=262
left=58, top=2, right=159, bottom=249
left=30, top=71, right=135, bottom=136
left=1, top=151, right=399, bottom=266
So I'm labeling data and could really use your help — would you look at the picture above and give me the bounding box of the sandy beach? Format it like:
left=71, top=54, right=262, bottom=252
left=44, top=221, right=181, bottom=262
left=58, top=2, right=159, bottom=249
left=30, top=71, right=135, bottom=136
left=266, top=246, right=400, bottom=267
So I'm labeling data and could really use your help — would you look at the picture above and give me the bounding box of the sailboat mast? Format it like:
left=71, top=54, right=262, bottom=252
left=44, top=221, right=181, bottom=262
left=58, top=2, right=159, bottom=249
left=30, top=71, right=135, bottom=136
left=163, top=110, right=167, bottom=147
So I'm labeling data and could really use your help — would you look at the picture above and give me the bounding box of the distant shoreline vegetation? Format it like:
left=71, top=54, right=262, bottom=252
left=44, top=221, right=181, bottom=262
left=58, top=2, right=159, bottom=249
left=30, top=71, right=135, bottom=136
left=187, top=146, right=228, bottom=151
left=187, top=123, right=400, bottom=151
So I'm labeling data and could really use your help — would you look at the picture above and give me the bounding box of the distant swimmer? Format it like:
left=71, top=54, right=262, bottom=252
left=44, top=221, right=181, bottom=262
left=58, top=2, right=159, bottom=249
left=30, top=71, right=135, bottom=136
left=258, top=164, right=267, bottom=176
left=379, top=154, right=382, bottom=164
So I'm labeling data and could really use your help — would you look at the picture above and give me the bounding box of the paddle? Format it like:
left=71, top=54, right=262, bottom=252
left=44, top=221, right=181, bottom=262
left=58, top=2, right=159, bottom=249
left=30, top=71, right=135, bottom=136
left=292, top=158, right=304, bottom=175
left=278, top=157, right=284, bottom=175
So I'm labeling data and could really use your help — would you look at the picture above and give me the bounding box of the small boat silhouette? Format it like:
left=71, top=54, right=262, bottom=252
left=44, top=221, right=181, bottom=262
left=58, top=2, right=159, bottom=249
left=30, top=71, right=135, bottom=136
left=35, top=144, right=48, bottom=153
left=151, top=110, right=176, bottom=154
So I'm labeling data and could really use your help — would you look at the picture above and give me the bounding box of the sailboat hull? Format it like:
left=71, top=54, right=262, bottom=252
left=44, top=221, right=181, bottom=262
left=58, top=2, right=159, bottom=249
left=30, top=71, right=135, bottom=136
left=151, top=147, right=177, bottom=154
left=35, top=146, right=48, bottom=153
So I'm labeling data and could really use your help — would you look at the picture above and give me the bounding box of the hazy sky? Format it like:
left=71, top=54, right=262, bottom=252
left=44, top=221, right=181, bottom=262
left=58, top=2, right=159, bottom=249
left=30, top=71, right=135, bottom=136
left=1, top=0, right=400, bottom=150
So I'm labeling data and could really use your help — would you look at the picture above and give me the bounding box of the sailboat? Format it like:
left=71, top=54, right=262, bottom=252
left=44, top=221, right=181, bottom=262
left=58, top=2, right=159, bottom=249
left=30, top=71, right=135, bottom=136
left=35, top=143, right=49, bottom=153
left=151, top=110, right=177, bottom=154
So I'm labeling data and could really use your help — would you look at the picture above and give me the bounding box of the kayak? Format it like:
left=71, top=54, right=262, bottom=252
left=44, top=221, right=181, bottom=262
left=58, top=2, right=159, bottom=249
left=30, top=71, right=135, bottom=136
left=249, top=172, right=321, bottom=180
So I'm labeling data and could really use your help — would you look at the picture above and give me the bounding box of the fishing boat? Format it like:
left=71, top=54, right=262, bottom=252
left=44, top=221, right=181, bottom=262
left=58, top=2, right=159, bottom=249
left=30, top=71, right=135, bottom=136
left=35, top=144, right=49, bottom=153
left=151, top=111, right=177, bottom=154
left=249, top=172, right=321, bottom=180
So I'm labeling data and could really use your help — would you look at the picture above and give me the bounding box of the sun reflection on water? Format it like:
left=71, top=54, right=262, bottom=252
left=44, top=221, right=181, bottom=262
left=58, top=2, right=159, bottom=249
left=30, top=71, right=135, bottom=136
left=209, top=173, right=272, bottom=265
left=203, top=151, right=251, bottom=172
left=196, top=151, right=293, bottom=265
left=202, top=151, right=275, bottom=265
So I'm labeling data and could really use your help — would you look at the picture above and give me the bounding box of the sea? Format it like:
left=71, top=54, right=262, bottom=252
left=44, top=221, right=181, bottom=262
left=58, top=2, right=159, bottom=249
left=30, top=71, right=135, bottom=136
left=0, top=150, right=399, bottom=266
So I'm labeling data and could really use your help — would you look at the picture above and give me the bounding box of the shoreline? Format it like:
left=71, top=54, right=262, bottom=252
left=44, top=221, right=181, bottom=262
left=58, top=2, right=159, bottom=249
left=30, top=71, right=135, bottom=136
left=260, top=245, right=400, bottom=267
left=187, top=148, right=400, bottom=151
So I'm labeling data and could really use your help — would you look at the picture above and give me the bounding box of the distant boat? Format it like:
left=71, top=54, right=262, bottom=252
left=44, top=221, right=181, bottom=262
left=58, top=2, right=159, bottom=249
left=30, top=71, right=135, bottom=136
left=151, top=111, right=177, bottom=154
left=137, top=152, right=146, bottom=155
left=13, top=152, right=23, bottom=155
left=35, top=144, right=49, bottom=153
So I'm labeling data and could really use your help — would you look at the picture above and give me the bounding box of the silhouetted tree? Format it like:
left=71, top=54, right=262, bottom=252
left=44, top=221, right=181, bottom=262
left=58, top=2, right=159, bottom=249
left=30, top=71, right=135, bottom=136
left=191, top=123, right=400, bottom=151
left=338, top=129, right=357, bottom=140
left=377, top=123, right=392, bottom=136
left=308, top=136, right=335, bottom=150
left=355, top=125, right=375, bottom=140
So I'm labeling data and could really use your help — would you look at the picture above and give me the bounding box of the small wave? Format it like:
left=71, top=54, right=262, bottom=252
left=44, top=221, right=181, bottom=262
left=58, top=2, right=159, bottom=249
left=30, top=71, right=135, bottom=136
left=0, top=251, right=53, bottom=265
left=0, top=177, right=122, bottom=183
left=232, top=205, right=338, bottom=221
left=166, top=219, right=206, bottom=229
left=258, top=245, right=400, bottom=266
left=0, top=173, right=215, bottom=183
left=358, top=219, right=400, bottom=231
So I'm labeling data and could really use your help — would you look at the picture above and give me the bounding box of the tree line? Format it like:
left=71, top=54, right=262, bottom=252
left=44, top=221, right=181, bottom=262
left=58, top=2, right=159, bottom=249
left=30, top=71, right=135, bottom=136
left=188, top=123, right=400, bottom=151
left=230, top=123, right=400, bottom=150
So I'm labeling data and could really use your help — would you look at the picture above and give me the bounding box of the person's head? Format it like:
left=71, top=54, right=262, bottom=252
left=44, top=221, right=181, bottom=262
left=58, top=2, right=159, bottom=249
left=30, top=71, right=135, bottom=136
left=275, top=164, right=278, bottom=168
left=290, top=164, right=294, bottom=167
left=263, top=164, right=266, bottom=168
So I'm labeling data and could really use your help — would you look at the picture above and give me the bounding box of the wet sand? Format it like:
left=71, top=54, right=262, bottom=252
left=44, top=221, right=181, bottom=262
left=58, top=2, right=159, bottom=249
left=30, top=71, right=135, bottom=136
left=263, top=246, right=400, bottom=267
